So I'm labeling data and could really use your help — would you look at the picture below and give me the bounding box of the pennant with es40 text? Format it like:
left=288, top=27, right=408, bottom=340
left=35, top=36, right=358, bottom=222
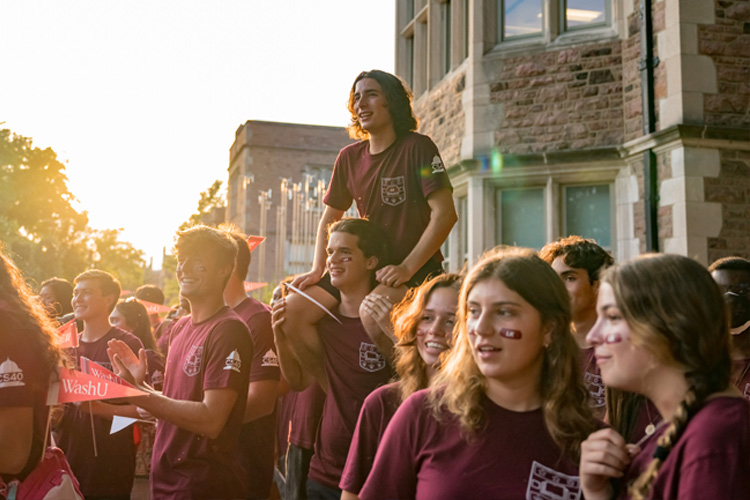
left=47, top=368, right=146, bottom=405
left=56, top=320, right=79, bottom=348
left=244, top=282, right=267, bottom=293
left=246, top=235, right=266, bottom=253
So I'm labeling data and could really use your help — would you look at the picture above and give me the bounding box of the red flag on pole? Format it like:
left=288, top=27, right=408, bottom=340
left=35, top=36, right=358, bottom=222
left=244, top=282, right=267, bottom=293
left=48, top=368, right=146, bottom=405
left=56, top=320, right=79, bottom=348
left=137, top=299, right=173, bottom=314
left=246, top=235, right=266, bottom=253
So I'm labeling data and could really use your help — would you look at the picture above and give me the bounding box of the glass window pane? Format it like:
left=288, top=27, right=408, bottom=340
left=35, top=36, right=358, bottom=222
left=565, top=0, right=606, bottom=29
left=565, top=184, right=611, bottom=248
left=501, top=0, right=543, bottom=39
left=498, top=188, right=545, bottom=249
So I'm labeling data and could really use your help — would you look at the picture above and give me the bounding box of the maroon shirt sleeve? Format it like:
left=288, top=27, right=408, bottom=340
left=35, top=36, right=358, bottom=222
left=339, top=383, right=401, bottom=494
left=324, top=147, right=355, bottom=211
left=203, top=319, right=254, bottom=392
left=359, top=391, right=422, bottom=500
left=247, top=310, right=280, bottom=383
left=0, top=330, right=40, bottom=408
left=411, top=135, right=452, bottom=200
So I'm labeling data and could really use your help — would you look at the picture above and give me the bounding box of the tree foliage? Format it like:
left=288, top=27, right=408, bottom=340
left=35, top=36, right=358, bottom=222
left=0, top=128, right=145, bottom=290
left=178, top=179, right=227, bottom=231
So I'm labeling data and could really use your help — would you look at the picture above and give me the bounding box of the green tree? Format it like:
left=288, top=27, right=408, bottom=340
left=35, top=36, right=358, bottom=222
left=90, top=228, right=145, bottom=292
left=178, top=180, right=226, bottom=230
left=0, top=127, right=145, bottom=288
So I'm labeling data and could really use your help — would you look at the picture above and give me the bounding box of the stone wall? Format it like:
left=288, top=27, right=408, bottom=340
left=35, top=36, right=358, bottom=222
left=706, top=148, right=750, bottom=261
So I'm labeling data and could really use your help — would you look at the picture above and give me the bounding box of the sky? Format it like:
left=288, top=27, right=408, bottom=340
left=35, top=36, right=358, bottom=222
left=0, top=1, right=395, bottom=268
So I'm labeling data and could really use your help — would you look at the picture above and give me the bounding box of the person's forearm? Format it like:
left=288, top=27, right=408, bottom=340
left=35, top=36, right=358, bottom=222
left=275, top=334, right=315, bottom=392
left=86, top=400, right=140, bottom=419
left=129, top=390, right=235, bottom=439
left=400, top=206, right=457, bottom=276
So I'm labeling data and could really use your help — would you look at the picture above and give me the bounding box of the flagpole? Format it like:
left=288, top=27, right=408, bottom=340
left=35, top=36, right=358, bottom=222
left=88, top=401, right=98, bottom=457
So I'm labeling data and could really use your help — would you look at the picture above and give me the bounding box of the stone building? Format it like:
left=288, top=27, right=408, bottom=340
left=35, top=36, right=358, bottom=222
left=396, top=0, right=750, bottom=271
left=227, top=120, right=354, bottom=288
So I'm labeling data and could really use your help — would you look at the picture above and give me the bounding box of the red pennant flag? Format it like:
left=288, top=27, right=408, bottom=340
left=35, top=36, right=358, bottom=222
left=246, top=235, right=266, bottom=253
left=48, top=368, right=146, bottom=405
left=137, top=299, right=173, bottom=314
left=56, top=320, right=79, bottom=348
left=120, top=289, right=131, bottom=297
left=244, top=282, right=267, bottom=293
left=80, top=357, right=134, bottom=388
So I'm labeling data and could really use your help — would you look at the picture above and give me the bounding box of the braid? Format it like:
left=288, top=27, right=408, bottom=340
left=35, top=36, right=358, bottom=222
left=629, top=375, right=715, bottom=499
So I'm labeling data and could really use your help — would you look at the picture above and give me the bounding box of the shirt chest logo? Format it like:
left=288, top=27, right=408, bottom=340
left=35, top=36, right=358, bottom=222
left=0, top=357, right=25, bottom=388
left=584, top=372, right=605, bottom=408
left=183, top=345, right=204, bottom=377
left=381, top=176, right=406, bottom=206
left=526, top=461, right=581, bottom=500
left=359, top=342, right=386, bottom=373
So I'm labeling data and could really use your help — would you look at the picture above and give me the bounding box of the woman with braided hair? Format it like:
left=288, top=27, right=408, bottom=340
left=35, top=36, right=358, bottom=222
left=580, top=253, right=750, bottom=500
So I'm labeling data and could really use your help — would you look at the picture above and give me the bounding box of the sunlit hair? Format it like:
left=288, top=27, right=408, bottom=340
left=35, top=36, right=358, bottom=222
left=175, top=224, right=238, bottom=288
left=347, top=70, right=418, bottom=140
left=135, top=284, right=165, bottom=306
left=600, top=254, right=731, bottom=500
left=115, top=299, right=158, bottom=352
left=429, top=246, right=597, bottom=461
left=74, top=269, right=121, bottom=313
left=0, top=248, right=66, bottom=381
left=328, top=218, right=391, bottom=288
left=392, top=273, right=462, bottom=403
left=708, top=255, right=750, bottom=273
left=219, top=223, right=252, bottom=281
left=39, top=277, right=74, bottom=316
left=538, top=235, right=614, bottom=283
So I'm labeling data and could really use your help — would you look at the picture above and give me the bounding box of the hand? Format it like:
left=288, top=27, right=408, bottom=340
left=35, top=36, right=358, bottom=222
left=375, top=265, right=413, bottom=288
left=271, top=298, right=288, bottom=341
left=579, top=428, right=631, bottom=500
left=107, top=339, right=148, bottom=388
left=361, top=294, right=395, bottom=339
left=291, top=268, right=324, bottom=290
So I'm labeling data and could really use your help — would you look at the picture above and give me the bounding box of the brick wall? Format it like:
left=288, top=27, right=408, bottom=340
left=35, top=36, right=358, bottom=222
left=700, top=0, right=750, bottom=128
left=413, top=69, right=467, bottom=167
left=706, top=149, right=750, bottom=261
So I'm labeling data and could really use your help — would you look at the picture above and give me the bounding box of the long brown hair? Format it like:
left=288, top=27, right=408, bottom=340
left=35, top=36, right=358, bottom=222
left=347, top=70, right=419, bottom=140
left=0, top=248, right=66, bottom=381
left=392, top=273, right=461, bottom=403
left=429, top=246, right=597, bottom=461
left=602, top=254, right=731, bottom=499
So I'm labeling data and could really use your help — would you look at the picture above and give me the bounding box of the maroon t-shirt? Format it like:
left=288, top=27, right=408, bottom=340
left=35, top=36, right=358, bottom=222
left=581, top=346, right=606, bottom=417
left=360, top=389, right=582, bottom=500
left=233, top=297, right=280, bottom=500
left=0, top=313, right=50, bottom=481
left=155, top=319, right=176, bottom=357
left=339, top=382, right=401, bottom=494
left=733, top=358, right=750, bottom=400
left=57, top=327, right=144, bottom=498
left=289, top=382, right=327, bottom=449
left=145, top=348, right=165, bottom=392
left=150, top=307, right=254, bottom=500
left=619, top=396, right=750, bottom=499
left=323, top=132, right=452, bottom=266
left=306, top=313, right=393, bottom=489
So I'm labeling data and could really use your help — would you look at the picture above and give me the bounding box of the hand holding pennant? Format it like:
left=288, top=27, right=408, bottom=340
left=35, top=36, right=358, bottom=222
left=56, top=320, right=79, bottom=348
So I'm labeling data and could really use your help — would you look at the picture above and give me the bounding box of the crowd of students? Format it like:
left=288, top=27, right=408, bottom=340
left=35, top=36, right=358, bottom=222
left=1, top=67, right=750, bottom=500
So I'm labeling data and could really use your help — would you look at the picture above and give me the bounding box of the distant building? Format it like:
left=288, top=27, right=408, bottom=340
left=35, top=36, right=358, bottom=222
left=396, top=0, right=750, bottom=271
left=227, top=120, right=354, bottom=290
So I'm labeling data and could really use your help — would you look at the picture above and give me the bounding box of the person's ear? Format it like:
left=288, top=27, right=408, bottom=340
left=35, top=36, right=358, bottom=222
left=366, top=256, right=379, bottom=270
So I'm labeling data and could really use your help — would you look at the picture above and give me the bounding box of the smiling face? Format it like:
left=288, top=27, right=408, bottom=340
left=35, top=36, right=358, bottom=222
left=466, top=278, right=549, bottom=387
left=416, top=286, right=459, bottom=376
left=586, top=282, right=658, bottom=393
left=326, top=231, right=377, bottom=291
left=72, top=279, right=116, bottom=322
left=353, top=78, right=393, bottom=137
left=176, top=251, right=230, bottom=301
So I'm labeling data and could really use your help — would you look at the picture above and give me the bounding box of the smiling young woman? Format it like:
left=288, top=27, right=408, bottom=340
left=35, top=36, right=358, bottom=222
left=580, top=254, right=750, bottom=500
left=359, top=247, right=598, bottom=500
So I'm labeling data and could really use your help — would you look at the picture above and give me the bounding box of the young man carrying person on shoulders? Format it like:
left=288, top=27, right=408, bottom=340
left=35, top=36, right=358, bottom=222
left=273, top=218, right=394, bottom=500
left=107, top=225, right=254, bottom=500
left=283, top=70, right=457, bottom=379
left=56, top=269, right=144, bottom=500
left=222, top=227, right=280, bottom=500
left=709, top=256, right=750, bottom=398
left=539, top=235, right=614, bottom=415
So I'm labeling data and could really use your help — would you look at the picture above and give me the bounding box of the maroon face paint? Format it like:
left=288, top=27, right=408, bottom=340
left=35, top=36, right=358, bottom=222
left=604, top=333, right=623, bottom=344
left=340, top=256, right=352, bottom=262
left=499, top=328, right=522, bottom=339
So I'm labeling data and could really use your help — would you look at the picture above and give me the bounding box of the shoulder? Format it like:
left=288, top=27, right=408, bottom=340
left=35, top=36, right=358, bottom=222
left=686, top=397, right=750, bottom=443
left=233, top=297, right=271, bottom=322
left=398, top=132, right=438, bottom=151
left=363, top=382, right=401, bottom=409
left=339, top=140, right=368, bottom=155
left=111, top=327, right=143, bottom=349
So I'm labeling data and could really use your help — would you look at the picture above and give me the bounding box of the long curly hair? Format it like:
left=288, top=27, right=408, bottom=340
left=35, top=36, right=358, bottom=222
left=429, top=246, right=598, bottom=462
left=392, top=273, right=461, bottom=403
left=0, top=248, right=66, bottom=382
left=347, top=70, right=419, bottom=140
left=601, top=254, right=731, bottom=500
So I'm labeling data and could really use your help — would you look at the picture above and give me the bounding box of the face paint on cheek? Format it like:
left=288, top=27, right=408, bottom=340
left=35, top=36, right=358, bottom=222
left=340, top=256, right=352, bottom=262
left=499, top=328, right=522, bottom=339
left=604, top=333, right=623, bottom=344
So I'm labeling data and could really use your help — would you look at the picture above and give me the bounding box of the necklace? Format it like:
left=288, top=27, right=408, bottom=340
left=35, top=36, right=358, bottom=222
left=635, top=403, right=665, bottom=448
